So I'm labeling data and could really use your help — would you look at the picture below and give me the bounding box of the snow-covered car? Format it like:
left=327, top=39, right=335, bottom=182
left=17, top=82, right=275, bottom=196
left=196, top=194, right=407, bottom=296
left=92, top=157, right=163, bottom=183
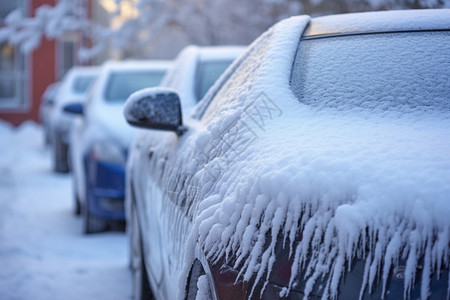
left=49, top=66, right=99, bottom=172
left=124, top=9, right=450, bottom=300
left=65, top=60, right=170, bottom=234
left=39, top=82, right=60, bottom=145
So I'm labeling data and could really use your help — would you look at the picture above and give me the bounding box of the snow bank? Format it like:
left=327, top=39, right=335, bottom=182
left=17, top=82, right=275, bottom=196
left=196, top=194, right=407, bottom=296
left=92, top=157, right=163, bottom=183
left=0, top=120, right=131, bottom=300
left=0, top=121, right=42, bottom=171
left=179, top=15, right=449, bottom=299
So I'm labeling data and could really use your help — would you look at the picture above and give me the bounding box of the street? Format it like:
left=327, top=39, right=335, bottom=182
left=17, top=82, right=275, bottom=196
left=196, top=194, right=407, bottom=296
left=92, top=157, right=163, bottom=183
left=0, top=121, right=131, bottom=300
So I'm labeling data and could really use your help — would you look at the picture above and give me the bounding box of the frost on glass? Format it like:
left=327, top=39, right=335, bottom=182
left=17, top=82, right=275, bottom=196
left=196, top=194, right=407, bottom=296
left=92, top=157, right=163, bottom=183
left=291, top=31, right=450, bottom=116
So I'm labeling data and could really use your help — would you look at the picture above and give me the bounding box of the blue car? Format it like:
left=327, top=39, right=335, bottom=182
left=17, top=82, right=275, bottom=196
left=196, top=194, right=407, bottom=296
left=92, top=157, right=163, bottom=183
left=65, top=60, right=171, bottom=233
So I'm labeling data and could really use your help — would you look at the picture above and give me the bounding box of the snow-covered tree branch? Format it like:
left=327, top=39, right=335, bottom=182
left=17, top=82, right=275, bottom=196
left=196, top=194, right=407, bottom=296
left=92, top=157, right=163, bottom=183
left=1, top=0, right=449, bottom=61
left=0, top=0, right=90, bottom=54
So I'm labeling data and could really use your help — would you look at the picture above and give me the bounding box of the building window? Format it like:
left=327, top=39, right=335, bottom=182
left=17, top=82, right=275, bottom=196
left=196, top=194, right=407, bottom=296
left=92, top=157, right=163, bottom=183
left=0, top=42, right=27, bottom=109
left=0, top=0, right=19, bottom=21
left=58, top=40, right=76, bottom=79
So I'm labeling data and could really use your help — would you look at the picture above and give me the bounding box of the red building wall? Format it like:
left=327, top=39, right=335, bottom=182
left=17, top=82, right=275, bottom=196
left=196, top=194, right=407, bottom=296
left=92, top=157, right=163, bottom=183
left=29, top=36, right=57, bottom=125
left=0, top=0, right=56, bottom=126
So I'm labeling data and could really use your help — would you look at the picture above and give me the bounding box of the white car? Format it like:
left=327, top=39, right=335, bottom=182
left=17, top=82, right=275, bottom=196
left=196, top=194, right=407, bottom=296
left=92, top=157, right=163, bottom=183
left=124, top=10, right=449, bottom=300
left=160, top=45, right=245, bottom=110
left=65, top=60, right=171, bottom=234
left=49, top=66, right=99, bottom=172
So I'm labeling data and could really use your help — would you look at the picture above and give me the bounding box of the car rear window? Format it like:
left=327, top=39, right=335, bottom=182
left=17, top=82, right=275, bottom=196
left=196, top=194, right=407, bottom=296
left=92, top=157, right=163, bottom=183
left=290, top=31, right=450, bottom=115
left=196, top=60, right=234, bottom=102
left=72, top=75, right=95, bottom=94
left=104, top=70, right=165, bottom=102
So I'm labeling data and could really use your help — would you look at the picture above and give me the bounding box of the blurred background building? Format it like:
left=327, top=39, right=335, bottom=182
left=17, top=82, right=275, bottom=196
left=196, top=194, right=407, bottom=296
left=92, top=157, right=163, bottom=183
left=1, top=0, right=74, bottom=125
left=0, top=0, right=110, bottom=126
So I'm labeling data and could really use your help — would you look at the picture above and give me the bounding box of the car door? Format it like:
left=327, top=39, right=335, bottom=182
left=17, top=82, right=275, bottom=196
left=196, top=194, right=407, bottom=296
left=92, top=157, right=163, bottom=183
left=136, top=130, right=168, bottom=286
left=135, top=126, right=198, bottom=299
left=133, top=48, right=251, bottom=298
left=150, top=51, right=256, bottom=297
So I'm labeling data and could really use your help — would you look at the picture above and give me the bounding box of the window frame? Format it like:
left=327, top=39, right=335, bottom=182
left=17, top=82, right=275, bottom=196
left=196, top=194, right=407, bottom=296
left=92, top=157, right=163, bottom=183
left=0, top=42, right=29, bottom=110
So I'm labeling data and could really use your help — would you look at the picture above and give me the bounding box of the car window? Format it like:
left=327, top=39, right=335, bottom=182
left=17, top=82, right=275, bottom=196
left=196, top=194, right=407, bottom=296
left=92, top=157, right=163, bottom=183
left=198, top=32, right=273, bottom=122
left=195, top=60, right=235, bottom=102
left=72, top=75, right=96, bottom=94
left=104, top=70, right=165, bottom=102
left=290, top=31, right=450, bottom=115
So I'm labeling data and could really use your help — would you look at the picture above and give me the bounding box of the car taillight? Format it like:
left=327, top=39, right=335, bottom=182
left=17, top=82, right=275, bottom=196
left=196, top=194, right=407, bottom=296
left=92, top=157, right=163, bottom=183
left=210, top=230, right=304, bottom=300
left=210, top=263, right=248, bottom=300
left=269, top=228, right=303, bottom=284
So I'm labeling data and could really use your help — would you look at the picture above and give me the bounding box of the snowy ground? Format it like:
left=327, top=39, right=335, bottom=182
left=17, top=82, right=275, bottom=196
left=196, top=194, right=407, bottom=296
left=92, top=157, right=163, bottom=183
left=0, top=121, right=131, bottom=300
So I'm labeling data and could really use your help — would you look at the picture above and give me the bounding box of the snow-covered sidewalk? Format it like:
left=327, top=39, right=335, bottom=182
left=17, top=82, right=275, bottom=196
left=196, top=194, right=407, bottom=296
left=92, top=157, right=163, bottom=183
left=0, top=121, right=131, bottom=300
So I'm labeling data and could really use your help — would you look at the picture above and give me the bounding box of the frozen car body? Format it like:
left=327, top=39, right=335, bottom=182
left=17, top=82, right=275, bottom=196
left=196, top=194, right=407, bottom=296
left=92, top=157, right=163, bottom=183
left=125, top=10, right=450, bottom=300
left=49, top=66, right=99, bottom=172
left=68, top=60, right=170, bottom=233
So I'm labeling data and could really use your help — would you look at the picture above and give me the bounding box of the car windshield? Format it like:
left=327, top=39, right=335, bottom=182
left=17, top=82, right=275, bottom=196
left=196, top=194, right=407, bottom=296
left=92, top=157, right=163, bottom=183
left=196, top=60, right=233, bottom=102
left=72, top=75, right=95, bottom=94
left=290, top=31, right=450, bottom=115
left=104, top=70, right=165, bottom=102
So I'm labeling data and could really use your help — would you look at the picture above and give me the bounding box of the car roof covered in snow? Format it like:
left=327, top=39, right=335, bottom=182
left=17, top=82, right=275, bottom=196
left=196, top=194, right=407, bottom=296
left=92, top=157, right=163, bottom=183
left=303, top=9, right=450, bottom=38
left=99, top=59, right=172, bottom=73
left=196, top=45, right=246, bottom=61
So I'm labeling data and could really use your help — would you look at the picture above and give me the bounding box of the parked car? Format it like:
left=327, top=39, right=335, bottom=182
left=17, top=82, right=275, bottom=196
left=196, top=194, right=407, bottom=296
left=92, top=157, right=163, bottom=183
left=39, top=82, right=60, bottom=145
left=159, top=45, right=245, bottom=110
left=124, top=10, right=450, bottom=300
left=65, top=60, right=171, bottom=234
left=49, top=66, right=99, bottom=172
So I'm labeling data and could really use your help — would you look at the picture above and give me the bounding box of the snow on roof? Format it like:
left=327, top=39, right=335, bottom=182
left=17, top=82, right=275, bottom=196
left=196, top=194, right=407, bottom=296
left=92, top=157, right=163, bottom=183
left=304, top=9, right=450, bottom=38
left=68, top=65, right=101, bottom=75
left=181, top=13, right=450, bottom=299
left=197, top=45, right=246, bottom=61
left=99, top=59, right=173, bottom=73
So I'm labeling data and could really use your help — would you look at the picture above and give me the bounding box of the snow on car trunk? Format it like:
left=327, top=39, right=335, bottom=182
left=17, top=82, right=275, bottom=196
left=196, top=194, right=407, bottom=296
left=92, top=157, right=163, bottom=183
left=183, top=15, right=450, bottom=299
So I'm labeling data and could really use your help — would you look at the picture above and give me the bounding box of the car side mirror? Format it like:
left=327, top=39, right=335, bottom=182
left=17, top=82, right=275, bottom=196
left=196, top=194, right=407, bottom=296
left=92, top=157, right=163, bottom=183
left=63, top=102, right=84, bottom=115
left=124, top=87, right=186, bottom=135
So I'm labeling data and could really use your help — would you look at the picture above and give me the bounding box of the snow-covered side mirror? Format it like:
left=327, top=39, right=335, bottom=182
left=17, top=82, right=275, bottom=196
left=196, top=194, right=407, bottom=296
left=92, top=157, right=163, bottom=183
left=63, top=102, right=84, bottom=115
left=124, top=87, right=185, bottom=135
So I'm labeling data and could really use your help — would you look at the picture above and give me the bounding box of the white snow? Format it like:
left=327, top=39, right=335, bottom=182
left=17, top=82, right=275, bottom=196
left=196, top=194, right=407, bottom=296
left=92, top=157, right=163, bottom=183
left=177, top=14, right=450, bottom=299
left=0, top=0, right=89, bottom=54
left=194, top=275, right=211, bottom=300
left=0, top=120, right=131, bottom=300
left=304, top=9, right=450, bottom=37
left=124, top=87, right=181, bottom=127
